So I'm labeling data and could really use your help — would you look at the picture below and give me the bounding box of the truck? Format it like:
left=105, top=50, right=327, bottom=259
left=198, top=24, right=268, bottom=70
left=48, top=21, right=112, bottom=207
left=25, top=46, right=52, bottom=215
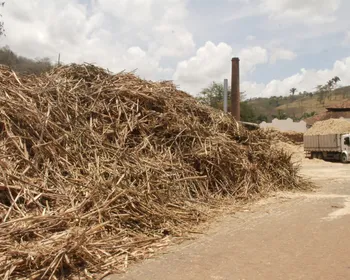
left=304, top=133, right=350, bottom=163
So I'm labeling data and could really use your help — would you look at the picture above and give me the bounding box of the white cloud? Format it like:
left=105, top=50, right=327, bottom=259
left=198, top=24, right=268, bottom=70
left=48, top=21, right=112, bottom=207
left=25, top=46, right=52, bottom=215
left=270, top=48, right=297, bottom=64
left=226, top=0, right=342, bottom=25
left=173, top=42, right=233, bottom=94
left=0, top=0, right=193, bottom=80
left=239, top=46, right=268, bottom=75
left=243, top=56, right=350, bottom=98
left=261, top=0, right=341, bottom=24
left=173, top=42, right=268, bottom=94
left=151, top=24, right=195, bottom=58
left=241, top=81, right=266, bottom=98
left=224, top=3, right=262, bottom=21
left=96, top=0, right=153, bottom=25
left=96, top=0, right=195, bottom=58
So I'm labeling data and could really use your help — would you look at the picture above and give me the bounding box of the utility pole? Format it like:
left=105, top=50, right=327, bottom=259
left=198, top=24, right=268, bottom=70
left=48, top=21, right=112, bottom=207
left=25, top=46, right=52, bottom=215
left=223, top=79, right=228, bottom=113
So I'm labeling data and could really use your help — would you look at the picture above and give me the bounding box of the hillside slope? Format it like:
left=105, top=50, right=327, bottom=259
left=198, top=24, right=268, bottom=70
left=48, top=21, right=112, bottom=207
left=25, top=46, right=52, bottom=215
left=247, top=86, right=350, bottom=122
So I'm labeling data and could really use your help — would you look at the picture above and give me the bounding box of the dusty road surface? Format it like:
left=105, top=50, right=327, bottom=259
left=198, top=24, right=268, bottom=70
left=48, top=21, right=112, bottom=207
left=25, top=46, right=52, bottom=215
left=106, top=158, right=350, bottom=280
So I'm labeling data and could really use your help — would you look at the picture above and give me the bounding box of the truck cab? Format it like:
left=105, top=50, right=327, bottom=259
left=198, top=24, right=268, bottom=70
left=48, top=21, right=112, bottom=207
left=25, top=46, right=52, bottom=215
left=341, top=134, right=350, bottom=162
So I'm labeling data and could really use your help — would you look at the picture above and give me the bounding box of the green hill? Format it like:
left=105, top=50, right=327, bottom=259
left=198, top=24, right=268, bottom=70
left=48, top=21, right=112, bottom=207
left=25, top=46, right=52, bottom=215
left=246, top=86, right=350, bottom=122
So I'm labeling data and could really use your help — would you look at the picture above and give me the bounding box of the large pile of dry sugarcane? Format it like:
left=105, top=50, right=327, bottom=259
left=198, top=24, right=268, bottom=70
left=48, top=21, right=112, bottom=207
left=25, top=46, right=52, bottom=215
left=0, top=64, right=310, bottom=279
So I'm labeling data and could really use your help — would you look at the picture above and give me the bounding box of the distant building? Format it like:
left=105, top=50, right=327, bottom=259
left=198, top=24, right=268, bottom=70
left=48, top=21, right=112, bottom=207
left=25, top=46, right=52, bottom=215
left=305, top=101, right=350, bottom=128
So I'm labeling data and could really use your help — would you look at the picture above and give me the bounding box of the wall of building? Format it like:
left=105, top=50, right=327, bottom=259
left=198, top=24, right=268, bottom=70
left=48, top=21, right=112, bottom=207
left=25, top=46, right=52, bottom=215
left=259, top=118, right=307, bottom=133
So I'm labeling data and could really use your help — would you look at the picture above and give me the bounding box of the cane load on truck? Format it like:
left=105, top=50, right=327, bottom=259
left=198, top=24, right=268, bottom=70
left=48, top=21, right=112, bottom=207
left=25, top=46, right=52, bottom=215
left=304, top=119, right=350, bottom=163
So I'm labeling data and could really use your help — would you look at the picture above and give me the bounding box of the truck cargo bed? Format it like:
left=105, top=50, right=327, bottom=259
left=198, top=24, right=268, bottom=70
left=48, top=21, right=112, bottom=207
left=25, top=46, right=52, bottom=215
left=304, top=134, right=342, bottom=152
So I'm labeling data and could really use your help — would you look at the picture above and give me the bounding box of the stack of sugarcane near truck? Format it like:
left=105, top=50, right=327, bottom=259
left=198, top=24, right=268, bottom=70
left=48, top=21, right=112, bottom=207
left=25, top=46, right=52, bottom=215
left=304, top=119, right=350, bottom=163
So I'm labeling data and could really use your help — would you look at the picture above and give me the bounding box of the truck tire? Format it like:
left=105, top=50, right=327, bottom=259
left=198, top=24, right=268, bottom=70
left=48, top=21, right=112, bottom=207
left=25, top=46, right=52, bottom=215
left=341, top=153, right=347, bottom=163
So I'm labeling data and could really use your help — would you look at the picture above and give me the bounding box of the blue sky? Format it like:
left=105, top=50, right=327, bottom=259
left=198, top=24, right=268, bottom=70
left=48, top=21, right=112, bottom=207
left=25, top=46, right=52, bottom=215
left=1, top=0, right=350, bottom=97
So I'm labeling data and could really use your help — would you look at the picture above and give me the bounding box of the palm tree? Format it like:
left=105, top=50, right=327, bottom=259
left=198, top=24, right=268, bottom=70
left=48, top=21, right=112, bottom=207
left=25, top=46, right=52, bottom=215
left=290, top=88, right=297, bottom=95
left=327, top=80, right=334, bottom=89
left=332, top=76, right=341, bottom=87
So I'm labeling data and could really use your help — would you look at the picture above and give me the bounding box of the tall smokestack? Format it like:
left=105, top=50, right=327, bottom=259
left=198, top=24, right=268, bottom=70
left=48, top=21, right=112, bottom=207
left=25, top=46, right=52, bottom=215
left=231, top=57, right=240, bottom=121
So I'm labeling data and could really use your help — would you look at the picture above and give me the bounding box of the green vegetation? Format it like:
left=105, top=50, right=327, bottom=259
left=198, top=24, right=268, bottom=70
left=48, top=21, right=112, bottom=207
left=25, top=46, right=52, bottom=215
left=199, top=77, right=350, bottom=123
left=197, top=82, right=266, bottom=123
left=0, top=7, right=54, bottom=74
left=197, top=82, right=225, bottom=109
left=0, top=46, right=53, bottom=74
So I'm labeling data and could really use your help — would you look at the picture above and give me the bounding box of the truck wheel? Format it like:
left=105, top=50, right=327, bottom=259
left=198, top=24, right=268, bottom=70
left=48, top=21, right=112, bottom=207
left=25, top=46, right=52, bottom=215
left=311, top=152, right=315, bottom=159
left=341, top=153, right=347, bottom=163
left=318, top=153, right=323, bottom=160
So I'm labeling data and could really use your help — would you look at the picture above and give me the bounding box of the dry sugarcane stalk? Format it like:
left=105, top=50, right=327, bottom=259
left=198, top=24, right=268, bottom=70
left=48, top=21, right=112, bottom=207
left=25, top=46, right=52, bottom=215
left=0, top=63, right=312, bottom=279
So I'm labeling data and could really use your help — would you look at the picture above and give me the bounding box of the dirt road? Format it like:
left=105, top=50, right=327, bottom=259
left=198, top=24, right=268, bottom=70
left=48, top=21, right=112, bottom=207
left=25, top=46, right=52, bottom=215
left=107, top=159, right=350, bottom=280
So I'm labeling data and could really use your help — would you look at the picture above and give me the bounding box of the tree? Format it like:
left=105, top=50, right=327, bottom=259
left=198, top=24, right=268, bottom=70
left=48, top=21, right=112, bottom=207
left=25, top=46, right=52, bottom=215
left=256, top=114, right=268, bottom=123
left=277, top=110, right=288, bottom=120
left=315, top=76, right=342, bottom=104
left=316, top=84, right=327, bottom=105
left=197, top=82, right=224, bottom=109
left=290, top=88, right=297, bottom=95
left=332, top=76, right=341, bottom=87
left=240, top=101, right=257, bottom=122
left=0, top=46, right=53, bottom=74
left=0, top=2, right=5, bottom=37
left=197, top=81, right=258, bottom=122
left=299, top=111, right=316, bottom=120
left=327, top=80, right=334, bottom=88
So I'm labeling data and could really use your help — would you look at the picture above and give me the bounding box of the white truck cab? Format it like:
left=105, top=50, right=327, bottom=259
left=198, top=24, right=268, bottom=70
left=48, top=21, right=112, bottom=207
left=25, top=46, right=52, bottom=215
left=341, top=134, right=350, bottom=162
